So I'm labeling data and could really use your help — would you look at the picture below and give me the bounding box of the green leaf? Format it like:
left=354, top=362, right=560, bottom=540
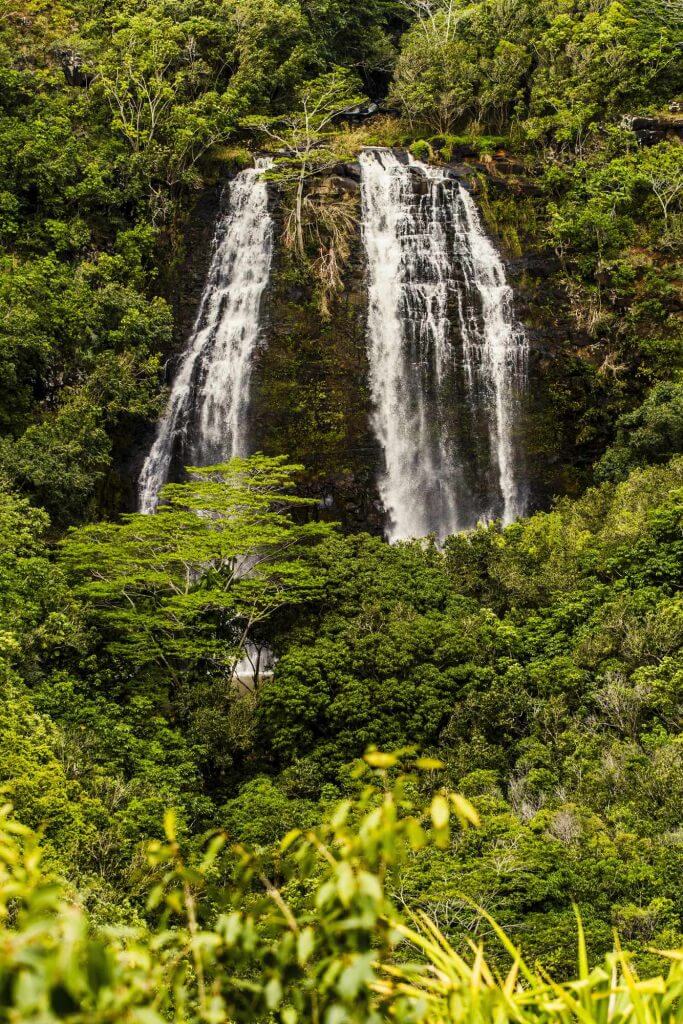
left=364, top=751, right=398, bottom=769
left=297, top=926, right=315, bottom=965
left=430, top=794, right=450, bottom=831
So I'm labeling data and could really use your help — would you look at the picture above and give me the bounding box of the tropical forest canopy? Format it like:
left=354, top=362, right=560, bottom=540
left=0, top=0, right=682, bottom=1018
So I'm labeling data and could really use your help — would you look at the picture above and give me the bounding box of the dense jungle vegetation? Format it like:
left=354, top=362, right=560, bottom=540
left=0, top=0, right=682, bottom=1018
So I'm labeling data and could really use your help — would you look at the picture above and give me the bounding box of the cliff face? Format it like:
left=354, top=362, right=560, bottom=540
left=133, top=150, right=600, bottom=529
left=249, top=154, right=598, bottom=527
left=464, top=157, right=598, bottom=508
left=248, top=182, right=384, bottom=534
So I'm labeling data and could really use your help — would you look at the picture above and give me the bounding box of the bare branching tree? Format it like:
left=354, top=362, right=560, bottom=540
left=637, top=0, right=683, bottom=27
left=399, top=0, right=462, bottom=44
left=641, top=143, right=683, bottom=228
left=248, top=68, right=364, bottom=256
left=98, top=35, right=176, bottom=153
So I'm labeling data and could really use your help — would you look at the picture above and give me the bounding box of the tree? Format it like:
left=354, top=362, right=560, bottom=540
left=0, top=389, right=111, bottom=524
left=94, top=10, right=237, bottom=200
left=390, top=14, right=480, bottom=132
left=477, top=40, right=530, bottom=128
left=60, top=455, right=335, bottom=680
left=246, top=67, right=365, bottom=256
left=0, top=486, right=85, bottom=680
left=595, top=379, right=683, bottom=481
left=398, top=0, right=464, bottom=46
left=640, top=141, right=683, bottom=229
left=633, top=0, right=683, bottom=28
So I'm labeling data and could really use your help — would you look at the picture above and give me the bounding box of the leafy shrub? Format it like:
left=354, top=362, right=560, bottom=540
left=0, top=761, right=682, bottom=1024
left=409, top=139, right=432, bottom=162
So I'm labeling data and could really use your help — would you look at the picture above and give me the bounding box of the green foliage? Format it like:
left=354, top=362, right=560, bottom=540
left=252, top=458, right=683, bottom=969
left=0, top=759, right=478, bottom=1024
left=91, top=8, right=238, bottom=189
left=0, top=489, right=80, bottom=678
left=383, top=904, right=683, bottom=1024
left=0, top=770, right=681, bottom=1024
left=0, top=482, right=215, bottom=897
left=409, top=139, right=432, bottom=161
left=12, top=450, right=680, bottom=967
left=639, top=141, right=683, bottom=236
left=0, top=390, right=111, bottom=524
left=390, top=0, right=681, bottom=142
left=596, top=379, right=683, bottom=481
left=60, top=456, right=335, bottom=674
left=1, top=0, right=683, bottom=987
left=390, top=13, right=484, bottom=134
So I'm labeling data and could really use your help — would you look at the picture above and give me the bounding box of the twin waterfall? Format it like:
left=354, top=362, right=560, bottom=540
left=138, top=159, right=274, bottom=513
left=360, top=148, right=527, bottom=540
left=138, top=149, right=528, bottom=540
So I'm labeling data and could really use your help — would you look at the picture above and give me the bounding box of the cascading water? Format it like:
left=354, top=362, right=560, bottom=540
left=359, top=148, right=528, bottom=541
left=138, top=159, right=274, bottom=513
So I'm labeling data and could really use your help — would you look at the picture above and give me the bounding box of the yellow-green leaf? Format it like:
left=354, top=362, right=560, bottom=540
left=450, top=793, right=480, bottom=828
left=163, top=809, right=177, bottom=843
left=430, top=794, right=450, bottom=831
left=364, top=751, right=398, bottom=769
left=415, top=757, right=444, bottom=771
left=297, top=926, right=315, bottom=965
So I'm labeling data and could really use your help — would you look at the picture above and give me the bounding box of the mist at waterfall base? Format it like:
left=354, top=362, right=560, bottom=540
left=138, top=159, right=274, bottom=514
left=232, top=642, right=276, bottom=691
left=359, top=148, right=528, bottom=543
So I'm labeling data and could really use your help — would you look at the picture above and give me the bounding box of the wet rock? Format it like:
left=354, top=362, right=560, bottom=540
left=329, top=175, right=360, bottom=194
left=443, top=164, right=476, bottom=191
left=314, top=161, right=361, bottom=183
left=55, top=48, right=91, bottom=87
left=334, top=102, right=399, bottom=124
left=391, top=148, right=411, bottom=165
left=622, top=113, right=683, bottom=146
left=342, top=162, right=362, bottom=182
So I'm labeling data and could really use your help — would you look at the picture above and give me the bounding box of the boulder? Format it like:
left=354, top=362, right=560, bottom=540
left=328, top=175, right=361, bottom=194
left=622, top=113, right=683, bottom=146
left=55, top=48, right=91, bottom=87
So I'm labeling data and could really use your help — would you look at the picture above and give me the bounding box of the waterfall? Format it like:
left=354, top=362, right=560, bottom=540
left=232, top=641, right=276, bottom=692
left=359, top=148, right=528, bottom=541
left=138, top=159, right=274, bottom=513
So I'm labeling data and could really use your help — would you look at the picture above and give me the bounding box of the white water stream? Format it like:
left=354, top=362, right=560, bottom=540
left=359, top=148, right=528, bottom=541
left=138, top=159, right=274, bottom=512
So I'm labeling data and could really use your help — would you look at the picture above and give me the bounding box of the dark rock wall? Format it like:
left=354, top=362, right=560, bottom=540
left=248, top=188, right=384, bottom=533
left=127, top=152, right=595, bottom=528
left=465, top=161, right=600, bottom=508
left=245, top=156, right=584, bottom=529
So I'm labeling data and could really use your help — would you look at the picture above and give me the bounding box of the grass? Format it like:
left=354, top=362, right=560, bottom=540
left=376, top=907, right=683, bottom=1024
